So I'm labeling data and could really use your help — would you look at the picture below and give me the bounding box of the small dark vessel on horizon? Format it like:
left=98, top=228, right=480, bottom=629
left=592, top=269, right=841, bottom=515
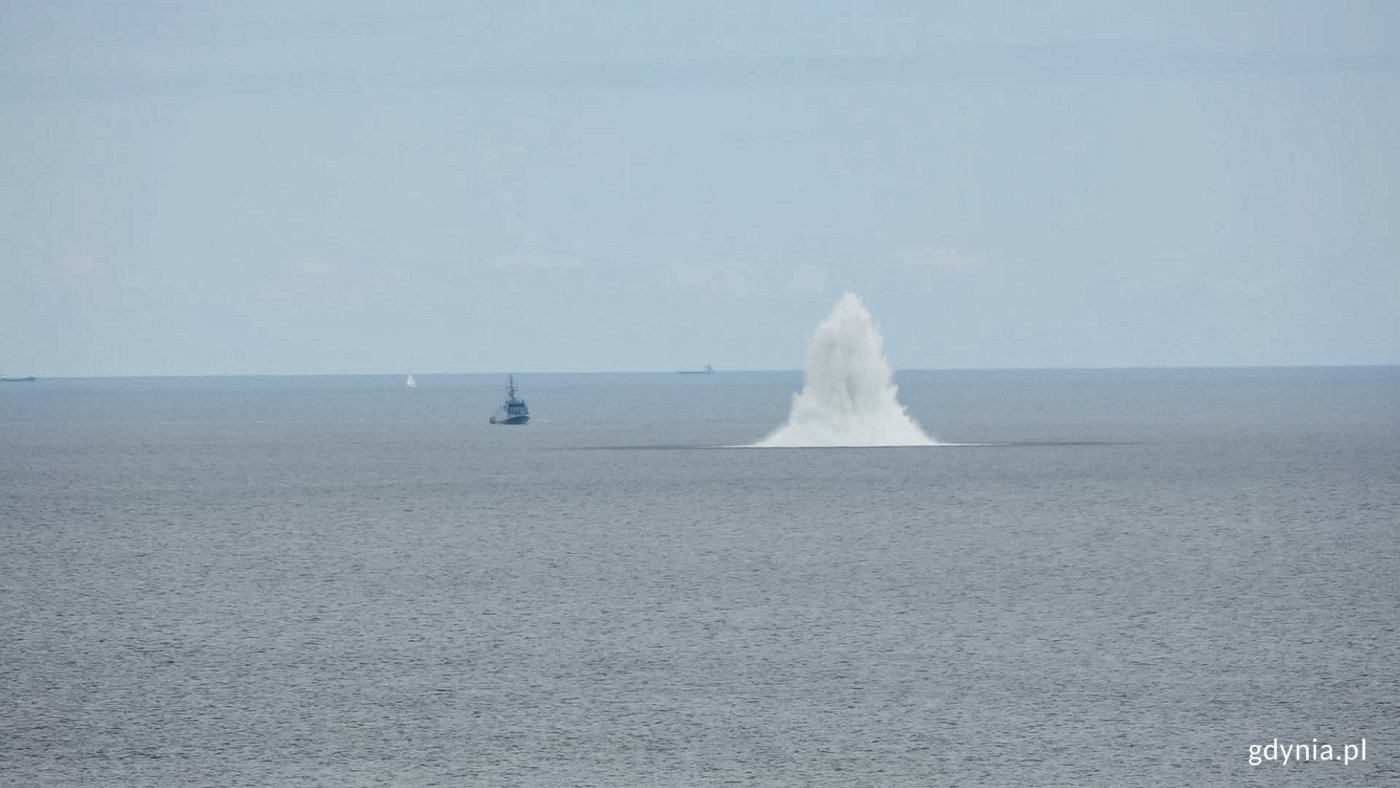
left=489, top=375, right=530, bottom=425
left=679, top=364, right=714, bottom=375
left=1, top=375, right=36, bottom=383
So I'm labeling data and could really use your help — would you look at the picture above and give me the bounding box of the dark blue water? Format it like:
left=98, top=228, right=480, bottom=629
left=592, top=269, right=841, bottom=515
left=2, top=369, right=1397, bottom=786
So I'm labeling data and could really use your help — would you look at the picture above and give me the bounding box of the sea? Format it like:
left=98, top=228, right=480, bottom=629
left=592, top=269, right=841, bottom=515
left=2, top=367, right=1397, bottom=786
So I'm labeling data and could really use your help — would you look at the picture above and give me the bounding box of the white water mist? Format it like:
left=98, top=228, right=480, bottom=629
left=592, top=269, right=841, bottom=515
left=757, top=293, right=936, bottom=447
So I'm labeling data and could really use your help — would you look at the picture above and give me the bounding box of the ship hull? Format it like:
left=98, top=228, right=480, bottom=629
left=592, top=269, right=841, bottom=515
left=490, top=415, right=529, bottom=425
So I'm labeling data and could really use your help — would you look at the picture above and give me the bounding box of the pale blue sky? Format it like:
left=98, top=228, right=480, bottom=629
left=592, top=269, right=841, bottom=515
left=3, top=1, right=1397, bottom=376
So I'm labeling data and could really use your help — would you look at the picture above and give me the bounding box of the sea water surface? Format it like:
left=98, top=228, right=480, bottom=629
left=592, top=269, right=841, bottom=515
left=2, top=368, right=1398, bottom=786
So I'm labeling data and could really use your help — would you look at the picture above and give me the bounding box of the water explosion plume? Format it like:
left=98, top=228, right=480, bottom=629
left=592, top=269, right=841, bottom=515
left=757, top=293, right=936, bottom=447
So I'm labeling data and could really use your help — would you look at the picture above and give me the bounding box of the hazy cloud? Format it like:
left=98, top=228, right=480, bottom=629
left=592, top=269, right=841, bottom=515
left=55, top=253, right=107, bottom=286
left=666, top=259, right=762, bottom=298
left=780, top=265, right=831, bottom=296
left=260, top=258, right=412, bottom=313
left=897, top=245, right=988, bottom=285
left=487, top=252, right=584, bottom=274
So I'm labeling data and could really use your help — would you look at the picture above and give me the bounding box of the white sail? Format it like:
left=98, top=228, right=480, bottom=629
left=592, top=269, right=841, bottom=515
left=406, top=374, right=417, bottom=388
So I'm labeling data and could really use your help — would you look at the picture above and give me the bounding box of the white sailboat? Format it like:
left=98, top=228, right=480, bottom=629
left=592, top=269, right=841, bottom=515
left=405, top=373, right=417, bottom=388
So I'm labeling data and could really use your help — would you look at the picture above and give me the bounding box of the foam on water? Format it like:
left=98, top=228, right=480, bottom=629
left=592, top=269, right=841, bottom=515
left=756, top=293, right=936, bottom=447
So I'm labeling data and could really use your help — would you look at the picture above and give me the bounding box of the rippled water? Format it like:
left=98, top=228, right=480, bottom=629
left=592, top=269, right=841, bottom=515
left=3, top=369, right=1397, bottom=786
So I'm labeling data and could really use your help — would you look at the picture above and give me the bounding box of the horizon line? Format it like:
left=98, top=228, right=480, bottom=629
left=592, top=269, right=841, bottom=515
left=11, top=363, right=1399, bottom=382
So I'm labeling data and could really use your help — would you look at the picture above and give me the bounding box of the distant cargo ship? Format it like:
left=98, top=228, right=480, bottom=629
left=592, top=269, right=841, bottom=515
left=679, top=364, right=714, bottom=375
left=0, top=375, right=36, bottom=382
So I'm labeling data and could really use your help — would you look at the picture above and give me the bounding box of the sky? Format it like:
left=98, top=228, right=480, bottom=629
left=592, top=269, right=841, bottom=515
left=2, top=1, right=1397, bottom=376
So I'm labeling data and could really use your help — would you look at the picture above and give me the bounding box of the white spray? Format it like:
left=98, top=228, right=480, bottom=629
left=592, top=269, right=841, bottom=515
left=757, top=293, right=936, bottom=447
